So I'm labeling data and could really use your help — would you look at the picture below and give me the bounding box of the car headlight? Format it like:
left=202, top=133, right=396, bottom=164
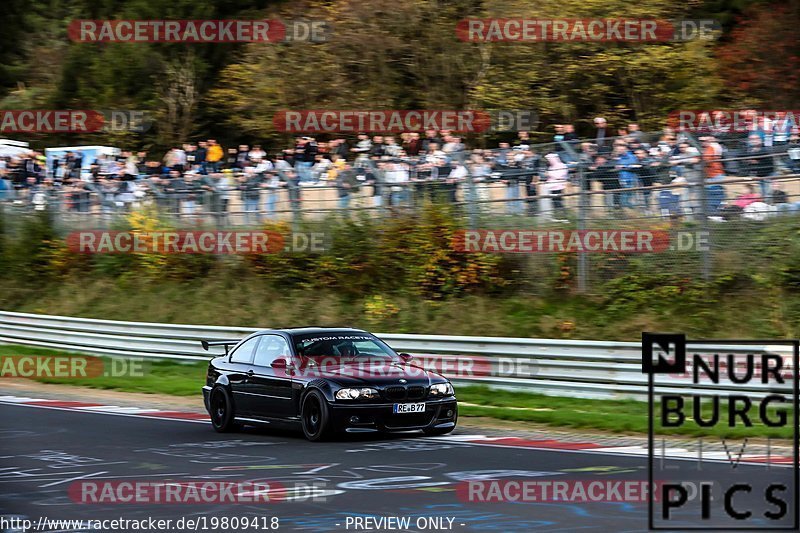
left=335, top=387, right=379, bottom=400
left=429, top=382, right=454, bottom=396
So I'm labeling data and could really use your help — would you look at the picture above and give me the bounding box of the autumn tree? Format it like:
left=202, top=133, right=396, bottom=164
left=715, top=1, right=800, bottom=108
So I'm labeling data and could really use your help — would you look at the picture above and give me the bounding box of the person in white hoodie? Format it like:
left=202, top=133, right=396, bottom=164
left=542, top=152, right=568, bottom=218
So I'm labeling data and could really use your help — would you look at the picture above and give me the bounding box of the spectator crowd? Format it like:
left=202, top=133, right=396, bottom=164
left=1, top=116, right=799, bottom=223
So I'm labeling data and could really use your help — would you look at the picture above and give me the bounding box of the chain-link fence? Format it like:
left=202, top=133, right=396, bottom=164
left=2, top=129, right=799, bottom=293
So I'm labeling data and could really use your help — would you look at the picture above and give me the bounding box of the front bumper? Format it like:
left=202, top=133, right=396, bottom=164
left=329, top=397, right=457, bottom=433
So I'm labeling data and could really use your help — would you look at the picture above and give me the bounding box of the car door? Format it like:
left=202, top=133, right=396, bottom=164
left=226, top=336, right=260, bottom=415
left=248, top=334, right=295, bottom=419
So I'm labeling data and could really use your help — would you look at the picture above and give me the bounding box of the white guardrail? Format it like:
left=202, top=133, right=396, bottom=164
left=0, top=311, right=793, bottom=400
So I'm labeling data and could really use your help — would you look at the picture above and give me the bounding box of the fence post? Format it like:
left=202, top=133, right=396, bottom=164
left=699, top=156, right=711, bottom=281
left=577, top=163, right=588, bottom=292
left=462, top=151, right=478, bottom=229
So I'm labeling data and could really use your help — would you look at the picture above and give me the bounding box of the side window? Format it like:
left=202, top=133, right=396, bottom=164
left=229, top=337, right=260, bottom=364
left=253, top=335, right=291, bottom=368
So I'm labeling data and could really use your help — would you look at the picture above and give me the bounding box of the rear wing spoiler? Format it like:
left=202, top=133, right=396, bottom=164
left=200, top=339, right=241, bottom=355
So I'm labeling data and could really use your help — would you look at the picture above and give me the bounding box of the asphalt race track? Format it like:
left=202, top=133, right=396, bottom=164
left=0, top=403, right=795, bottom=532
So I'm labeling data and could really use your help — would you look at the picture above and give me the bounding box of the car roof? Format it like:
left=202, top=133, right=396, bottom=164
left=253, top=327, right=370, bottom=337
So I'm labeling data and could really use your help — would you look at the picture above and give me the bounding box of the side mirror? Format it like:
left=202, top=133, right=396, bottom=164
left=271, top=357, right=295, bottom=369
left=399, top=353, right=413, bottom=362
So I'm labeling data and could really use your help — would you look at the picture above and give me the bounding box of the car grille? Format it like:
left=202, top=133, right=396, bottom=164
left=383, top=385, right=428, bottom=401
left=407, top=386, right=426, bottom=400
left=385, top=386, right=407, bottom=401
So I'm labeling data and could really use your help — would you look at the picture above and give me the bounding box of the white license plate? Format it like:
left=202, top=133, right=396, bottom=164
left=393, top=402, right=426, bottom=414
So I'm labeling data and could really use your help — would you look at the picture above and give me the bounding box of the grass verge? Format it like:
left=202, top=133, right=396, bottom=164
left=0, top=345, right=792, bottom=439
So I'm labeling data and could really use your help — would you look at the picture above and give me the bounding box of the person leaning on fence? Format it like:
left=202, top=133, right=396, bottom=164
left=744, top=134, right=776, bottom=199
left=214, top=170, right=235, bottom=224
left=181, top=171, right=203, bottom=218
left=612, top=143, right=639, bottom=209
left=294, top=137, right=318, bottom=182
left=0, top=171, right=7, bottom=202
left=701, top=136, right=726, bottom=182
left=69, top=152, right=82, bottom=180
left=312, top=152, right=333, bottom=182
left=365, top=158, right=385, bottom=208
left=432, top=154, right=456, bottom=204
left=385, top=158, right=411, bottom=207
left=196, top=171, right=218, bottom=218
left=420, top=143, right=448, bottom=203
left=251, top=155, right=276, bottom=219
left=446, top=159, right=467, bottom=205
left=238, top=165, right=262, bottom=225
left=160, top=170, right=180, bottom=214
left=467, top=152, right=492, bottom=212
left=629, top=148, right=663, bottom=214
left=495, top=142, right=521, bottom=215
left=144, top=175, right=168, bottom=212
left=116, top=174, right=140, bottom=212
left=335, top=162, right=358, bottom=210
left=516, top=149, right=540, bottom=217
left=542, top=153, right=568, bottom=220
left=669, top=142, right=702, bottom=218
left=31, top=177, right=56, bottom=212
left=281, top=168, right=302, bottom=220
left=786, top=131, right=800, bottom=174
left=589, top=155, right=621, bottom=213
left=96, top=175, right=119, bottom=214
left=66, top=179, right=91, bottom=213
left=261, top=170, right=281, bottom=219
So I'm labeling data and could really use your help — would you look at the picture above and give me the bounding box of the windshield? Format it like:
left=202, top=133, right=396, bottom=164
left=293, top=333, right=399, bottom=362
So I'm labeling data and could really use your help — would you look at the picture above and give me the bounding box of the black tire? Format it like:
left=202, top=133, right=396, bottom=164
left=209, top=386, right=238, bottom=433
left=301, top=389, right=331, bottom=441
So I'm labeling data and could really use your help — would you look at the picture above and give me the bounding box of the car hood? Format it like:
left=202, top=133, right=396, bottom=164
left=300, top=361, right=441, bottom=387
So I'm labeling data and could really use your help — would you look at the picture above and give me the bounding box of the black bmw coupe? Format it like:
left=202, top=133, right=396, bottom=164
left=201, top=328, right=457, bottom=441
